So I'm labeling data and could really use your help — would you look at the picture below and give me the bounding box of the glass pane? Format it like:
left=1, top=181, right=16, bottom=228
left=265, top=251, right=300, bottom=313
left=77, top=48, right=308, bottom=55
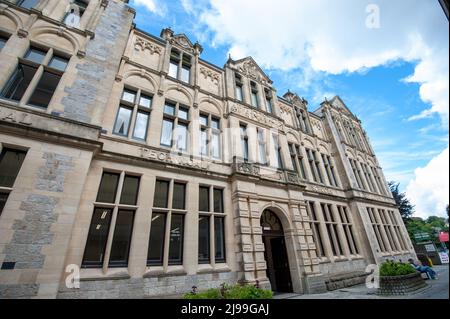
left=214, top=217, right=225, bottom=261
left=175, top=123, right=188, bottom=151
left=1, top=63, right=38, bottom=101
left=169, top=214, right=184, bottom=264
left=259, top=143, right=267, bottom=164
left=172, top=183, right=186, bottom=210
left=122, top=89, right=136, bottom=104
left=251, top=92, right=258, bottom=107
left=49, top=56, right=69, bottom=71
left=96, top=172, right=120, bottom=203
left=64, top=11, right=81, bottom=28
left=28, top=71, right=62, bottom=108
left=160, top=118, right=173, bottom=147
left=181, top=66, right=190, bottom=83
left=211, top=118, right=220, bottom=130
left=235, top=86, right=243, bottom=101
left=0, top=148, right=26, bottom=187
left=0, top=36, right=8, bottom=51
left=266, top=98, right=273, bottom=113
left=213, top=188, right=223, bottom=213
left=132, top=111, right=149, bottom=140
left=147, top=212, right=166, bottom=265
left=242, top=139, right=249, bottom=161
left=198, top=216, right=210, bottom=263
left=211, top=133, right=220, bottom=158
left=113, top=106, right=132, bottom=136
left=169, top=62, right=178, bottom=78
left=200, top=129, right=208, bottom=156
left=178, top=107, right=189, bottom=120
left=164, top=103, right=175, bottom=116
left=139, top=94, right=152, bottom=108
left=82, top=208, right=112, bottom=267
left=109, top=210, right=134, bottom=267
left=0, top=193, right=8, bottom=216
left=120, top=175, right=140, bottom=205
left=24, top=47, right=46, bottom=64
left=153, top=180, right=169, bottom=208
left=199, top=186, right=209, bottom=212
left=199, top=114, right=208, bottom=126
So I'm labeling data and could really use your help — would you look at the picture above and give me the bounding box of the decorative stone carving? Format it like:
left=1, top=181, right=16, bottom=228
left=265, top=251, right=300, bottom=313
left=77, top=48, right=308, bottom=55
left=134, top=37, right=162, bottom=55
left=235, top=162, right=260, bottom=176
left=200, top=67, right=220, bottom=85
left=232, top=58, right=270, bottom=85
left=283, top=91, right=308, bottom=107
left=286, top=172, right=300, bottom=184
left=230, top=104, right=283, bottom=129
left=279, top=104, right=292, bottom=115
left=139, top=148, right=209, bottom=170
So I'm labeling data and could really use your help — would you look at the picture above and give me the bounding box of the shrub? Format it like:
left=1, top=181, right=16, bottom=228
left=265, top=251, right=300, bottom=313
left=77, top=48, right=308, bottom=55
left=183, top=283, right=273, bottom=299
left=379, top=260, right=416, bottom=277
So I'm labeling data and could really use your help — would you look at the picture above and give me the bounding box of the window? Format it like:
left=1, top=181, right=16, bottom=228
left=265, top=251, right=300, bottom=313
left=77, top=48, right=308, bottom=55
left=147, top=179, right=186, bottom=265
left=82, top=171, right=140, bottom=268
left=296, top=109, right=311, bottom=134
left=306, top=148, right=323, bottom=183
left=17, top=0, right=38, bottom=9
left=240, top=124, right=249, bottom=162
left=288, top=143, right=307, bottom=179
left=272, top=134, right=283, bottom=169
left=320, top=203, right=343, bottom=256
left=257, top=129, right=267, bottom=165
left=0, top=34, right=9, bottom=51
left=168, top=48, right=192, bottom=84
left=199, top=113, right=221, bottom=159
left=337, top=206, right=359, bottom=255
left=361, top=163, right=376, bottom=192
left=378, top=209, right=399, bottom=252
left=198, top=186, right=226, bottom=263
left=322, top=154, right=338, bottom=187
left=367, top=207, right=388, bottom=252
left=349, top=159, right=364, bottom=190
left=371, top=166, right=387, bottom=195
left=160, top=101, right=190, bottom=152
left=1, top=46, right=69, bottom=108
left=113, top=88, right=152, bottom=141
left=235, top=74, right=243, bottom=102
left=0, top=148, right=27, bottom=216
left=306, top=201, right=325, bottom=257
left=250, top=81, right=259, bottom=108
left=264, top=89, right=273, bottom=113
left=63, top=0, right=88, bottom=29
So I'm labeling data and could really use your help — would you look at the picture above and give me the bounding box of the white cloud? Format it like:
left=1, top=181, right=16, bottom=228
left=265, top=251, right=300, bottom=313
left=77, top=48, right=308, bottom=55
left=198, top=0, right=448, bottom=125
left=195, top=0, right=449, bottom=218
left=406, top=147, right=449, bottom=219
left=133, top=0, right=166, bottom=16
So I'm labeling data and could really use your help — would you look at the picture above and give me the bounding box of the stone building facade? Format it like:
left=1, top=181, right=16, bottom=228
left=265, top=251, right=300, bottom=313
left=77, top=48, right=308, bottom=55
left=0, top=0, right=416, bottom=298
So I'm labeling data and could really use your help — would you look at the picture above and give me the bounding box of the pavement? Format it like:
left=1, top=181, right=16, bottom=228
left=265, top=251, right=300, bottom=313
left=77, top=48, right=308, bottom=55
left=274, top=265, right=449, bottom=299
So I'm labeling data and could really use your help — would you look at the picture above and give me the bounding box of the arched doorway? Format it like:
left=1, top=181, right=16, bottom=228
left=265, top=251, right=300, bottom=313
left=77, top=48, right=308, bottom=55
left=260, top=209, right=293, bottom=292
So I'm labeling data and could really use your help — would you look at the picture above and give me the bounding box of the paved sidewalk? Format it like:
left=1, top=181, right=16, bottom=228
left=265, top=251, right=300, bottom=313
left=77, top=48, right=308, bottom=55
left=275, top=265, right=449, bottom=299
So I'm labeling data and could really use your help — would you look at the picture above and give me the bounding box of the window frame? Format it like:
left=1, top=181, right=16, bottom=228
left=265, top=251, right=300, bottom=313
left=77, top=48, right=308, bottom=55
left=160, top=100, right=191, bottom=153
left=198, top=185, right=226, bottom=264
left=199, top=112, right=222, bottom=160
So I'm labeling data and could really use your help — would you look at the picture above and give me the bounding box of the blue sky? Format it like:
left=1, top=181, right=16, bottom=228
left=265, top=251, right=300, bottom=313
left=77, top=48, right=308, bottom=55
left=130, top=0, right=449, bottom=219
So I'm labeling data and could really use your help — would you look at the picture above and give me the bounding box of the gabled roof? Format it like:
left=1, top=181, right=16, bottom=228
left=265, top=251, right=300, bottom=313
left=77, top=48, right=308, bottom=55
left=226, top=56, right=273, bottom=85
left=328, top=96, right=360, bottom=122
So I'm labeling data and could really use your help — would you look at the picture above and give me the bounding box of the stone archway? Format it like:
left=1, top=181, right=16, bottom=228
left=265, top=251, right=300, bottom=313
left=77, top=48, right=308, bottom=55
left=260, top=209, right=293, bottom=292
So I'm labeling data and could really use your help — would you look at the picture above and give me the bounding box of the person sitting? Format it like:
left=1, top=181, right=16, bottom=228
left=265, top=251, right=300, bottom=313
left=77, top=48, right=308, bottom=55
left=408, top=258, right=437, bottom=280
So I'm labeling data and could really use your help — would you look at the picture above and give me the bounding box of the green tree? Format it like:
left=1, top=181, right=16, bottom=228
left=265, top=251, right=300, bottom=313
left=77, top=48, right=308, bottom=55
left=388, top=181, right=415, bottom=221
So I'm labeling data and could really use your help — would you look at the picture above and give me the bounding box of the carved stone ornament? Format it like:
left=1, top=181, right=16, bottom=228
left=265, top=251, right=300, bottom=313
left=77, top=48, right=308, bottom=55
left=279, top=104, right=292, bottom=115
left=200, top=67, right=220, bottom=85
left=134, top=37, right=162, bottom=55
left=283, top=91, right=308, bottom=107
left=169, top=35, right=195, bottom=54
left=230, top=104, right=283, bottom=129
left=236, top=162, right=260, bottom=176
left=236, top=60, right=269, bottom=85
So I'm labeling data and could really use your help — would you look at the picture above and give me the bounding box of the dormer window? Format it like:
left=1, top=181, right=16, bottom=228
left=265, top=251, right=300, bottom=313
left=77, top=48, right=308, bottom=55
left=168, top=48, right=192, bottom=84
left=250, top=81, right=259, bottom=108
left=235, top=74, right=243, bottom=102
left=265, top=89, right=273, bottom=113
